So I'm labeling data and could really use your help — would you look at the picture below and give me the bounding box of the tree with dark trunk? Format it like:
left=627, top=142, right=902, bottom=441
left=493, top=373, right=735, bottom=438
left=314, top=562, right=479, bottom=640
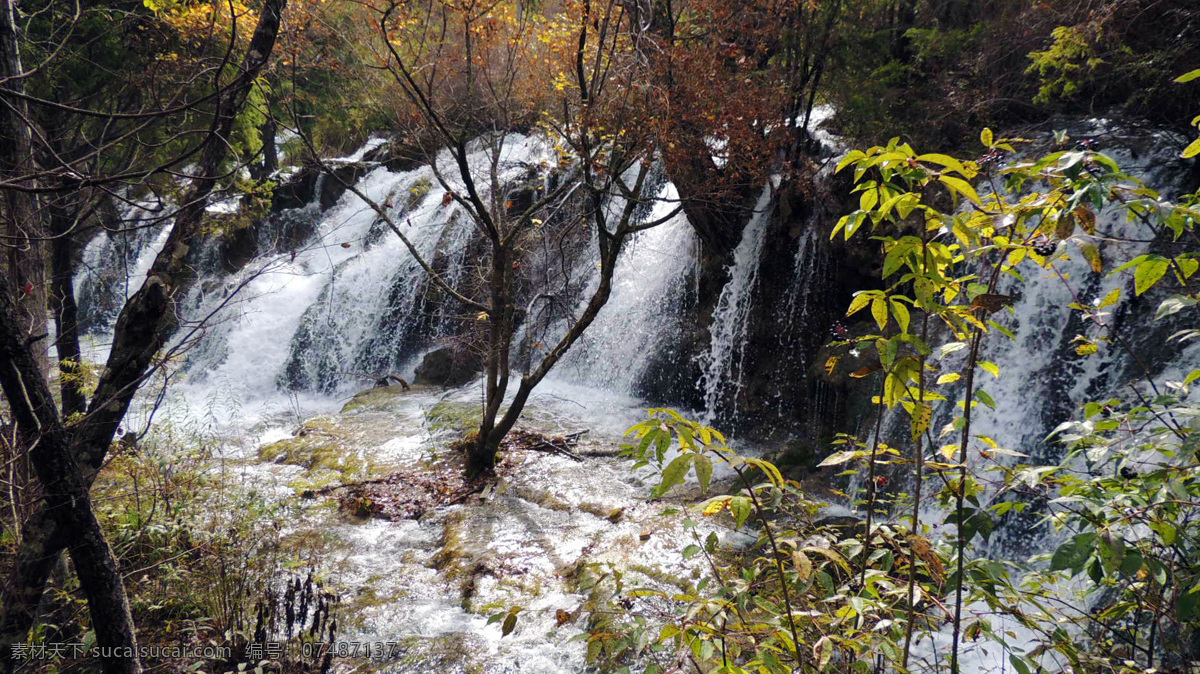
left=303, top=0, right=691, bottom=476
left=0, top=0, right=46, bottom=374
left=0, top=0, right=287, bottom=668
left=645, top=0, right=845, bottom=260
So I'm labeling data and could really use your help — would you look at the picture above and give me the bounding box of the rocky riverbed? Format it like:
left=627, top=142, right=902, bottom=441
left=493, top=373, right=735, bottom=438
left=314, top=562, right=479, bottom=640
left=224, top=383, right=753, bottom=673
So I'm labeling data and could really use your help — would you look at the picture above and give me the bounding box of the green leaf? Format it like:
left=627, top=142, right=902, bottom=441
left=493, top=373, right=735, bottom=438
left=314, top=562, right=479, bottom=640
left=1156, top=295, right=1197, bottom=319
left=1150, top=521, right=1178, bottom=546
left=693, top=454, right=713, bottom=493
left=937, top=373, right=961, bottom=385
left=745, top=458, right=785, bottom=488
left=937, top=342, right=968, bottom=358
left=1185, top=369, right=1200, bottom=387
left=1010, top=655, right=1033, bottom=674
left=860, top=189, right=879, bottom=211
left=871, top=297, right=889, bottom=331
left=1176, top=68, right=1200, bottom=83
left=1051, top=533, right=1095, bottom=573
left=919, top=153, right=970, bottom=176
left=1111, top=254, right=1149, bottom=273
left=1134, top=256, right=1170, bottom=296
left=1077, top=242, right=1103, bottom=273
left=817, top=450, right=861, bottom=467
left=803, top=546, right=853, bottom=575
left=939, top=175, right=984, bottom=207
left=814, top=636, right=833, bottom=671
left=1183, top=137, right=1200, bottom=159
left=836, top=150, right=866, bottom=173
left=974, top=389, right=996, bottom=410
left=911, top=402, right=932, bottom=441
left=730, top=496, right=753, bottom=529
left=891, top=299, right=911, bottom=334
left=978, top=361, right=1000, bottom=378
left=847, top=291, right=872, bottom=317
left=662, top=453, right=692, bottom=488
left=501, top=609, right=520, bottom=637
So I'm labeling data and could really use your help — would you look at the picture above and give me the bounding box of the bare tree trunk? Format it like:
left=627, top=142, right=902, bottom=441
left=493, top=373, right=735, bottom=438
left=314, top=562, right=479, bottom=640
left=469, top=245, right=512, bottom=476
left=49, top=197, right=86, bottom=417
left=0, top=0, right=288, bottom=663
left=465, top=169, right=644, bottom=474
left=0, top=275, right=141, bottom=674
left=0, top=0, right=46, bottom=375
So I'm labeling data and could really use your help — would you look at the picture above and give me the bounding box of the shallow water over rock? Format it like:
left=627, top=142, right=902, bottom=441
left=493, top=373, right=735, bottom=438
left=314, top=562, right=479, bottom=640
left=194, top=382, right=746, bottom=673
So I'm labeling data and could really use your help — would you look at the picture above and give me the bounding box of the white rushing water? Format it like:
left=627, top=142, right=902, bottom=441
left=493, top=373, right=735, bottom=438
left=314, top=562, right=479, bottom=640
left=696, top=184, right=775, bottom=422
left=68, top=113, right=1200, bottom=672
left=560, top=181, right=700, bottom=395
left=885, top=121, right=1200, bottom=673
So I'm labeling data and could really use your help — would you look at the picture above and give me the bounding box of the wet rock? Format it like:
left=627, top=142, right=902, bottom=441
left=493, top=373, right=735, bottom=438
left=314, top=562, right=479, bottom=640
left=340, top=385, right=418, bottom=414
left=414, top=347, right=482, bottom=387
left=258, top=418, right=370, bottom=480
left=425, top=401, right=482, bottom=433
left=271, top=161, right=374, bottom=213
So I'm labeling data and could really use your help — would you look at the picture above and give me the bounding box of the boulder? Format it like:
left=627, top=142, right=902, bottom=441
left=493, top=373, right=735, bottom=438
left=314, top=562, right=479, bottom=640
left=414, top=347, right=481, bottom=387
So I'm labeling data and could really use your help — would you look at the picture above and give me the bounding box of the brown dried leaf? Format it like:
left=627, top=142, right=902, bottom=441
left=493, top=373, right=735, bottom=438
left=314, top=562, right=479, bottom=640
left=907, top=535, right=945, bottom=584
left=970, top=293, right=1015, bottom=314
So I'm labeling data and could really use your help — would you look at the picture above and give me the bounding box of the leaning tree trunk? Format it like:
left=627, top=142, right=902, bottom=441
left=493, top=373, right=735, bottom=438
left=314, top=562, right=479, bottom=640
left=469, top=245, right=514, bottom=476
left=0, top=273, right=141, bottom=674
left=0, top=0, right=288, bottom=667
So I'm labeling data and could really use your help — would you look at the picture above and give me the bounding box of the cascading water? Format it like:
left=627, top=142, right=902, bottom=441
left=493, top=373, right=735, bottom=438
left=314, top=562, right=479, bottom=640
left=168, top=136, right=552, bottom=412
left=67, top=107, right=1200, bottom=672
left=696, top=184, right=775, bottom=422
left=870, top=120, right=1200, bottom=672
left=75, top=199, right=173, bottom=339
left=559, top=181, right=700, bottom=395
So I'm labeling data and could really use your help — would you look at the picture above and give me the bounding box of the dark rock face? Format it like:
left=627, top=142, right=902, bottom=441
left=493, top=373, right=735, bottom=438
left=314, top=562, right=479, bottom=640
left=414, top=347, right=482, bottom=387
left=625, top=175, right=882, bottom=461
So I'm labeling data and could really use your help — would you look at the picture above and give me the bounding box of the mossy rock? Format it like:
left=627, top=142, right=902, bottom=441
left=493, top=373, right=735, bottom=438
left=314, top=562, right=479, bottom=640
left=407, top=176, right=432, bottom=210
left=340, top=385, right=419, bottom=414
left=425, top=401, right=482, bottom=433
left=578, top=502, right=624, bottom=523
left=258, top=419, right=370, bottom=479
left=383, top=634, right=488, bottom=672
left=429, top=510, right=473, bottom=580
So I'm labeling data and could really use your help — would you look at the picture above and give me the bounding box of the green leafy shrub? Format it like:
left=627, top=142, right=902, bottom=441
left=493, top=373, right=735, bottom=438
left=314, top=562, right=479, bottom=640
left=1026, top=25, right=1107, bottom=103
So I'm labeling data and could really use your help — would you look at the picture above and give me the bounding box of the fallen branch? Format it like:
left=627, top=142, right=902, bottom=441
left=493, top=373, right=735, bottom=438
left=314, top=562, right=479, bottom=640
left=299, top=475, right=397, bottom=498
left=506, top=429, right=587, bottom=462
left=334, top=371, right=410, bottom=390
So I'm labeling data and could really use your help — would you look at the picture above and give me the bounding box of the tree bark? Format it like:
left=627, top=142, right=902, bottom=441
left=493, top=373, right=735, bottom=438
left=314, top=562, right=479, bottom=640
left=464, top=165, right=650, bottom=475
left=0, top=0, right=47, bottom=374
left=0, top=0, right=288, bottom=665
left=0, top=272, right=141, bottom=674
left=49, top=197, right=86, bottom=417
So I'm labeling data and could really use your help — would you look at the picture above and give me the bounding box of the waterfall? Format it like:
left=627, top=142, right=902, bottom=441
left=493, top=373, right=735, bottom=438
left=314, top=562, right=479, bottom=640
left=147, top=135, right=551, bottom=417
left=75, top=199, right=173, bottom=340
left=558, top=181, right=699, bottom=395
left=696, top=185, right=775, bottom=422
left=65, top=109, right=1200, bottom=673
left=868, top=121, right=1200, bottom=673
